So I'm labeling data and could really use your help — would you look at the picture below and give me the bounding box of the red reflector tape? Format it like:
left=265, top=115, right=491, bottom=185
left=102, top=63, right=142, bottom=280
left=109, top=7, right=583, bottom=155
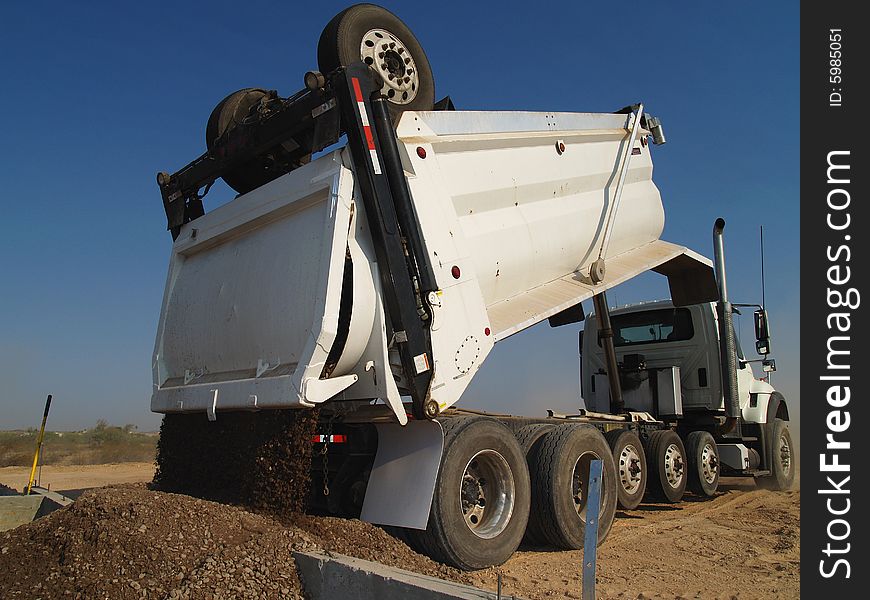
left=351, top=77, right=364, bottom=102
left=311, top=434, right=348, bottom=443
left=363, top=125, right=375, bottom=150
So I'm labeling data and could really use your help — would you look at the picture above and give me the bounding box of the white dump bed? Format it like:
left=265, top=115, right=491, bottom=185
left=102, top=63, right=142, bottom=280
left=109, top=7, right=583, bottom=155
left=152, top=110, right=716, bottom=421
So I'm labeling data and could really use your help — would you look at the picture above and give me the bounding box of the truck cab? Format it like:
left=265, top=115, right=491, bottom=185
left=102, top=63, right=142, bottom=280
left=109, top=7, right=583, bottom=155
left=581, top=299, right=792, bottom=483
left=581, top=300, right=770, bottom=417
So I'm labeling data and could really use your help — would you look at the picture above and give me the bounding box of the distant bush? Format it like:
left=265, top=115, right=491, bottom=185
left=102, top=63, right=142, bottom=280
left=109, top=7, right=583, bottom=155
left=0, top=422, right=157, bottom=467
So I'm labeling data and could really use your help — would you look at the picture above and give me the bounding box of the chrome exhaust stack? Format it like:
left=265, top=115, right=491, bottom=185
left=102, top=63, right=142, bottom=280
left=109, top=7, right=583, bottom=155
left=713, top=218, right=740, bottom=433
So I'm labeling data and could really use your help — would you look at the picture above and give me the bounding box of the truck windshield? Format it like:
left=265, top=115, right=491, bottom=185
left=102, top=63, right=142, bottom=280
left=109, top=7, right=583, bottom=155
left=602, top=308, right=695, bottom=347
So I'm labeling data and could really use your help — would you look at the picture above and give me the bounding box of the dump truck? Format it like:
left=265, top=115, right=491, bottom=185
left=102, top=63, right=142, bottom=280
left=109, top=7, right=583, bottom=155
left=151, top=4, right=794, bottom=571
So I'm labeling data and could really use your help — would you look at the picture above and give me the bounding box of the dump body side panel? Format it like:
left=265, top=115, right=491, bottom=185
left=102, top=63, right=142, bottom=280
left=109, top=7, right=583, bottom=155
left=153, top=110, right=718, bottom=418
left=397, top=110, right=716, bottom=411
left=152, top=152, right=360, bottom=413
left=400, top=110, right=664, bottom=323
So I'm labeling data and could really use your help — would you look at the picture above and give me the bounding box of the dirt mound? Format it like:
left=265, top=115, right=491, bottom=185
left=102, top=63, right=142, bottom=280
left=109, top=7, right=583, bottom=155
left=0, top=484, right=470, bottom=599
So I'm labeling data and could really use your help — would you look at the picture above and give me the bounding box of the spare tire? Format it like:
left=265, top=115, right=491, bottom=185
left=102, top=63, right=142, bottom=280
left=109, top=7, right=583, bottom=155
left=206, top=88, right=268, bottom=151
left=318, top=4, right=435, bottom=120
left=206, top=88, right=276, bottom=195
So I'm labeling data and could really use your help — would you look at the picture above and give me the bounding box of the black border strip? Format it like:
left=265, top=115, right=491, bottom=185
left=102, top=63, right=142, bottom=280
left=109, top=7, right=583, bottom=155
left=801, top=1, right=868, bottom=595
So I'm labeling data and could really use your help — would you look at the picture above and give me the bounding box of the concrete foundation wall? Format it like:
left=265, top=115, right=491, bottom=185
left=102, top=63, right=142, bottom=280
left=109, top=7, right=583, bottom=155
left=294, top=551, right=521, bottom=600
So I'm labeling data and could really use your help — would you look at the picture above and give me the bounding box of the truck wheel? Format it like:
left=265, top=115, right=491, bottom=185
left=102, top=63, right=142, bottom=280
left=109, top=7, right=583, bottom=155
left=685, top=431, right=719, bottom=497
left=412, top=417, right=530, bottom=570
left=644, top=430, right=687, bottom=503
left=206, top=88, right=267, bottom=150
left=515, top=423, right=554, bottom=546
left=527, top=424, right=618, bottom=549
left=604, top=429, right=647, bottom=510
left=205, top=88, right=305, bottom=195
left=757, top=419, right=795, bottom=490
left=318, top=4, right=436, bottom=121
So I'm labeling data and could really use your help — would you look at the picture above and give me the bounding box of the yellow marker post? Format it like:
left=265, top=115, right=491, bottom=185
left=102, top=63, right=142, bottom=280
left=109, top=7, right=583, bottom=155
left=25, top=395, right=52, bottom=495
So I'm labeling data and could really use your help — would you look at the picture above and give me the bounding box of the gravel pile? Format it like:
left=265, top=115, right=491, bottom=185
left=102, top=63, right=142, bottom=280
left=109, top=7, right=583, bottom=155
left=1, top=411, right=482, bottom=598
left=0, top=484, right=473, bottom=599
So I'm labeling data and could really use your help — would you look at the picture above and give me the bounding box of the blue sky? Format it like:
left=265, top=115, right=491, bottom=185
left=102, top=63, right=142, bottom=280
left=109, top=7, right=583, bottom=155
left=0, top=1, right=798, bottom=432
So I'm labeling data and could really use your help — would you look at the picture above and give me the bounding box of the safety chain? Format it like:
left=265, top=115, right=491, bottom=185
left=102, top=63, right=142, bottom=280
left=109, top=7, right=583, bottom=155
left=321, top=413, right=335, bottom=497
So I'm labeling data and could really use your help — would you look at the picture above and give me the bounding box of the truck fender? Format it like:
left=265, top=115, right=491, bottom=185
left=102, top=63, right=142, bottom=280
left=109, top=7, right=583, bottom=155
left=766, top=391, right=789, bottom=423
left=742, top=386, right=787, bottom=426
left=360, top=420, right=443, bottom=530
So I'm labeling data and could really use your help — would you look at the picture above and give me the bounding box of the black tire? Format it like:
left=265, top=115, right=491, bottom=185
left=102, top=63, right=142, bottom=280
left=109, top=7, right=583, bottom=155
left=318, top=4, right=435, bottom=121
left=515, top=424, right=554, bottom=546
left=515, top=423, right=555, bottom=456
left=206, top=88, right=267, bottom=150
left=604, top=429, right=647, bottom=510
left=644, top=430, right=687, bottom=503
left=757, top=419, right=795, bottom=490
left=205, top=88, right=282, bottom=195
left=527, top=424, right=618, bottom=549
left=410, top=417, right=531, bottom=570
left=685, top=431, right=720, bottom=497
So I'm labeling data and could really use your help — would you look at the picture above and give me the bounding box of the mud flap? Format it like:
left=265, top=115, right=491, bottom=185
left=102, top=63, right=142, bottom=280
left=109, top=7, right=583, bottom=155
left=360, top=420, right=443, bottom=529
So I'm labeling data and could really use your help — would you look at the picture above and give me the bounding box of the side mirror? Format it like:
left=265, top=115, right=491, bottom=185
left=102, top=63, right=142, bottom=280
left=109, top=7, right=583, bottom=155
left=762, top=358, right=777, bottom=373
left=754, top=309, right=772, bottom=355
left=578, top=330, right=584, bottom=356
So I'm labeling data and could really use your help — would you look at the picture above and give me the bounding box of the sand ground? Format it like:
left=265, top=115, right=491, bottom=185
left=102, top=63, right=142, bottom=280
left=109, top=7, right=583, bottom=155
left=1, top=462, right=156, bottom=495
left=0, top=465, right=798, bottom=599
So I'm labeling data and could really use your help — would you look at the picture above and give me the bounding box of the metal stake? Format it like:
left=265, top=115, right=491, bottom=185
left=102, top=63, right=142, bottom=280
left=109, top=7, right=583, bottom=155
left=582, top=459, right=603, bottom=600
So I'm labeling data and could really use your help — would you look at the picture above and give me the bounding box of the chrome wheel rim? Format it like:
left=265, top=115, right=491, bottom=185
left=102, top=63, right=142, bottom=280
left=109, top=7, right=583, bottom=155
left=663, top=443, right=685, bottom=489
left=779, top=434, right=792, bottom=476
left=460, top=449, right=515, bottom=539
left=701, top=442, right=719, bottom=485
left=571, top=451, right=605, bottom=520
left=618, top=443, right=644, bottom=495
left=360, top=28, right=419, bottom=104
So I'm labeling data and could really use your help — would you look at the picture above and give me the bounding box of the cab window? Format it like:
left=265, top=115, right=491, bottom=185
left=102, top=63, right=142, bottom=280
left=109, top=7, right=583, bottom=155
left=600, top=308, right=695, bottom=347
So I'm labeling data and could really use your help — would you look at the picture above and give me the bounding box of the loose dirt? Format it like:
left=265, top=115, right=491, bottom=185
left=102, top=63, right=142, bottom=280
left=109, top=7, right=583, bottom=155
left=0, top=469, right=798, bottom=599
left=153, top=411, right=319, bottom=514
left=0, top=484, right=471, bottom=599
left=1, top=411, right=475, bottom=599
left=469, top=480, right=800, bottom=600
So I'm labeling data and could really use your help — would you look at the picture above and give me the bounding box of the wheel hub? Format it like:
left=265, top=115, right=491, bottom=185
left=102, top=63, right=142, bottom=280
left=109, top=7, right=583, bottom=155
left=663, top=443, right=685, bottom=488
left=778, top=434, right=792, bottom=475
left=701, top=443, right=719, bottom=484
left=618, top=444, right=643, bottom=495
left=571, top=451, right=606, bottom=521
left=360, top=28, right=419, bottom=104
left=460, top=450, right=515, bottom=539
